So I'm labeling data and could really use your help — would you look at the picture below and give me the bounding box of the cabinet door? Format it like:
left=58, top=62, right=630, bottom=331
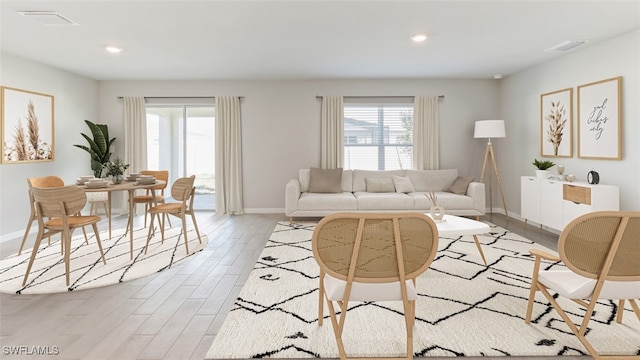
left=540, top=180, right=563, bottom=230
left=521, top=176, right=541, bottom=224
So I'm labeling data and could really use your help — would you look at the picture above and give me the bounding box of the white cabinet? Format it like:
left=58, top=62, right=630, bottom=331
left=540, top=179, right=564, bottom=230
left=520, top=176, right=619, bottom=231
left=520, top=177, right=540, bottom=224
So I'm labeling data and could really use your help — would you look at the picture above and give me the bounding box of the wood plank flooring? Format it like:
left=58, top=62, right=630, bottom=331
left=0, top=212, right=580, bottom=360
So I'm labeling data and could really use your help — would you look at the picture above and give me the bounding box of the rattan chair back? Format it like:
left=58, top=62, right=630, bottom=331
left=140, top=170, right=169, bottom=192
left=31, top=186, right=87, bottom=219
left=313, top=212, right=439, bottom=283
left=559, top=211, right=640, bottom=281
left=170, top=175, right=196, bottom=202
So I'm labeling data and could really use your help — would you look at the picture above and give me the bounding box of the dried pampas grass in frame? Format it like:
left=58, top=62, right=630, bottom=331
left=540, top=87, right=572, bottom=158
left=1, top=86, right=54, bottom=163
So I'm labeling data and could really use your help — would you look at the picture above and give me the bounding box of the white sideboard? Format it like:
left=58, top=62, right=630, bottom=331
left=520, top=176, right=619, bottom=231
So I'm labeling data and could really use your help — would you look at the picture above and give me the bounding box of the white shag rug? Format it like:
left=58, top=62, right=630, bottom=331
left=0, top=227, right=207, bottom=294
left=206, top=221, right=640, bottom=358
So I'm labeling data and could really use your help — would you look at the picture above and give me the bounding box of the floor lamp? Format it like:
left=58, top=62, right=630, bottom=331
left=474, top=120, right=508, bottom=217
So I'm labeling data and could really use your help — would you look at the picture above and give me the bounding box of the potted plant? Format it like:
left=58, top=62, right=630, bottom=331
left=73, top=120, right=117, bottom=178
left=532, top=158, right=555, bottom=178
left=103, top=157, right=129, bottom=184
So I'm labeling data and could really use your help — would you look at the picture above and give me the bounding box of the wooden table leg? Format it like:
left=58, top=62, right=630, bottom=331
left=128, top=189, right=135, bottom=259
left=472, top=235, right=488, bottom=266
left=107, top=192, right=112, bottom=240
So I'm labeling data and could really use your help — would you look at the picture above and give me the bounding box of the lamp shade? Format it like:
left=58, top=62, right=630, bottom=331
left=474, top=120, right=505, bottom=138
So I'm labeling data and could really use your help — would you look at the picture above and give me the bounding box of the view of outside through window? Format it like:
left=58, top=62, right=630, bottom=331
left=146, top=105, right=215, bottom=211
left=343, top=105, right=413, bottom=170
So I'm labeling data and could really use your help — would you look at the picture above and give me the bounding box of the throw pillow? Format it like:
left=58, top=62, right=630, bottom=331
left=392, top=176, right=415, bottom=193
left=366, top=177, right=395, bottom=193
left=446, top=176, right=475, bottom=195
left=308, top=167, right=343, bottom=193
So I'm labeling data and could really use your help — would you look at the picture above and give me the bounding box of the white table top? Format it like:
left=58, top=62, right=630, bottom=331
left=427, top=214, right=490, bottom=237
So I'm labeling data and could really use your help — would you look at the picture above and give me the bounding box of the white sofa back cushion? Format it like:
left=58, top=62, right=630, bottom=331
left=299, top=169, right=353, bottom=193
left=352, top=170, right=405, bottom=192
left=405, top=169, right=459, bottom=192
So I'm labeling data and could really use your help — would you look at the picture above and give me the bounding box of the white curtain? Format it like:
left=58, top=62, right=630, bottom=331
left=413, top=96, right=440, bottom=170
left=122, top=96, right=147, bottom=214
left=320, top=96, right=344, bottom=169
left=215, top=96, right=244, bottom=215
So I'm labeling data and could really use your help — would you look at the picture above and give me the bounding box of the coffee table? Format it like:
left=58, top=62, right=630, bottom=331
left=427, top=214, right=490, bottom=265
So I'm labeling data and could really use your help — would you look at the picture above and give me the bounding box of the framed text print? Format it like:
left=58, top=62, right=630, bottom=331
left=1, top=86, right=55, bottom=163
left=577, top=77, right=622, bottom=160
left=540, top=87, right=572, bottom=157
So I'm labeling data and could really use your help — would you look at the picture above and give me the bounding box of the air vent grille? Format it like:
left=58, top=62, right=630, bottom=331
left=545, top=40, right=589, bottom=52
left=18, top=11, right=77, bottom=25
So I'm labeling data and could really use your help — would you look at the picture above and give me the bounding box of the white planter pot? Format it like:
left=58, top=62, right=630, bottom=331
left=535, top=170, right=550, bottom=179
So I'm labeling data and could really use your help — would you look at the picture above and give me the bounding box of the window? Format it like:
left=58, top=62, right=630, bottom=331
left=343, top=102, right=413, bottom=170
left=146, top=104, right=215, bottom=211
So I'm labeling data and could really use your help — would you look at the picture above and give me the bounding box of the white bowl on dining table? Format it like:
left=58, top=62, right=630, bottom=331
left=137, top=175, right=156, bottom=185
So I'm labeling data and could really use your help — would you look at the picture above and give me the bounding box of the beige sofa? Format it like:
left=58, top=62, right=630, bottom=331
left=285, top=168, right=485, bottom=222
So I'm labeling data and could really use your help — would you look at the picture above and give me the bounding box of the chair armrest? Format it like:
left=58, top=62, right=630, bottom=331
left=466, top=182, right=485, bottom=215
left=285, top=179, right=301, bottom=216
left=529, top=248, right=560, bottom=262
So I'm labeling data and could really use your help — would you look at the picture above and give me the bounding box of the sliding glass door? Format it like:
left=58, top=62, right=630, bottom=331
left=146, top=105, right=215, bottom=211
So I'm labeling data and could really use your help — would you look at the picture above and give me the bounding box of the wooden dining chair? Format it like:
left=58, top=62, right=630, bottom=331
left=312, top=212, right=439, bottom=360
left=144, top=175, right=202, bottom=255
left=126, top=170, right=170, bottom=232
left=19, top=176, right=65, bottom=255
left=23, top=186, right=107, bottom=286
left=525, top=211, right=640, bottom=360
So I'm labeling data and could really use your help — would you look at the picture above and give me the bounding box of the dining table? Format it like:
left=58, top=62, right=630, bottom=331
left=81, top=179, right=166, bottom=259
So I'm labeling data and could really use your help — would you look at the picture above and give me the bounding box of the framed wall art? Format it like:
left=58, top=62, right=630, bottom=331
left=540, top=87, right=572, bottom=157
left=1, top=86, right=55, bottom=163
left=577, top=76, right=622, bottom=160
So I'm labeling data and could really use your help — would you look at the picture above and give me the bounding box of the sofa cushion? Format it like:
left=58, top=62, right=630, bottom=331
left=308, top=167, right=343, bottom=193
left=355, top=192, right=414, bottom=210
left=366, top=177, right=395, bottom=192
left=405, top=169, right=458, bottom=192
left=298, top=192, right=357, bottom=211
left=352, top=170, right=405, bottom=192
left=392, top=176, right=415, bottom=193
left=300, top=169, right=352, bottom=193
left=446, top=176, right=475, bottom=195
left=411, top=192, right=474, bottom=210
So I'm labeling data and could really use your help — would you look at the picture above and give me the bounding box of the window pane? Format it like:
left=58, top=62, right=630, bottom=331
left=344, top=105, right=413, bottom=170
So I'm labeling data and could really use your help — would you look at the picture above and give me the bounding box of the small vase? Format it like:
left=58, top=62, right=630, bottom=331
left=430, top=205, right=445, bottom=221
left=112, top=174, right=124, bottom=184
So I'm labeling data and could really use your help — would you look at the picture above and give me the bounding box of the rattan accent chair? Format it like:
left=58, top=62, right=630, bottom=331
left=23, top=186, right=107, bottom=286
left=525, top=211, right=640, bottom=360
left=19, top=176, right=65, bottom=255
left=143, top=175, right=202, bottom=255
left=312, top=212, right=439, bottom=360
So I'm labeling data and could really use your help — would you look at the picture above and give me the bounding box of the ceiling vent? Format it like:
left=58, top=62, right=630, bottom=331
left=545, top=40, right=589, bottom=52
left=17, top=11, right=77, bottom=25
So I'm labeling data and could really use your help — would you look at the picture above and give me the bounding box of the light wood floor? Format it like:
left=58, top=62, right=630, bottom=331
left=0, top=212, right=577, bottom=360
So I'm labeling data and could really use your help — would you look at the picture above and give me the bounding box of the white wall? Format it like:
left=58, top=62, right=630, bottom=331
left=0, top=53, right=98, bottom=239
left=98, top=79, right=499, bottom=213
left=499, top=29, right=640, bottom=216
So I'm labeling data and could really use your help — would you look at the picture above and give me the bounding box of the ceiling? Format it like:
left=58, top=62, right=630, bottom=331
left=1, top=1, right=639, bottom=81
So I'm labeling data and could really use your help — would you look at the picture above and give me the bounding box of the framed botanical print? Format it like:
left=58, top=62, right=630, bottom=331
left=1, top=86, right=55, bottom=163
left=577, top=76, right=622, bottom=160
left=540, top=87, right=572, bottom=157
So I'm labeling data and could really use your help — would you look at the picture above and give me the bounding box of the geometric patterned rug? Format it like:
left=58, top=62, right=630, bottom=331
left=206, top=221, right=640, bottom=358
left=0, top=227, right=207, bottom=294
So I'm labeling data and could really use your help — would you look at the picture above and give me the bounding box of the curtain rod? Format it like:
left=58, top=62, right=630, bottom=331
left=315, top=95, right=444, bottom=99
left=117, top=96, right=244, bottom=99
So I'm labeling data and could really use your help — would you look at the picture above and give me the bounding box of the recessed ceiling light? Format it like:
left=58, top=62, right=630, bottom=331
left=105, top=46, right=123, bottom=54
left=493, top=74, right=503, bottom=79
left=411, top=33, right=428, bottom=43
